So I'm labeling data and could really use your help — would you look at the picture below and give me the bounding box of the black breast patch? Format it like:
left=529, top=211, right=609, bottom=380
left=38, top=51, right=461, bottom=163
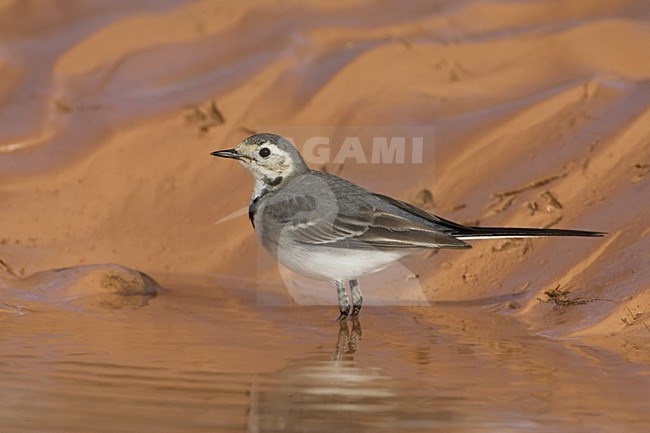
left=248, top=197, right=260, bottom=228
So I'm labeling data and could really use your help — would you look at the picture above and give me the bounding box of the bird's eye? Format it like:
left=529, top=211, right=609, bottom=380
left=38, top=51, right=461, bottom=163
left=258, top=147, right=271, bottom=158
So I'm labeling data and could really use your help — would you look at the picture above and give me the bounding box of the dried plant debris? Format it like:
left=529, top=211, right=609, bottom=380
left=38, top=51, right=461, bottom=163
left=491, top=239, right=521, bottom=252
left=404, top=273, right=419, bottom=281
left=621, top=306, right=650, bottom=333
left=447, top=203, right=466, bottom=212
left=493, top=172, right=568, bottom=200
left=53, top=99, right=104, bottom=113
left=538, top=285, right=589, bottom=309
left=488, top=173, right=568, bottom=214
left=461, top=266, right=478, bottom=283
left=530, top=191, right=561, bottom=211
left=488, top=195, right=515, bottom=214
left=184, top=101, right=225, bottom=133
left=542, top=215, right=563, bottom=229
left=53, top=99, right=72, bottom=113
left=52, top=98, right=104, bottom=113
left=526, top=200, right=539, bottom=215
left=412, top=188, right=435, bottom=209
left=632, top=163, right=649, bottom=183
left=0, top=258, right=19, bottom=277
left=525, top=191, right=564, bottom=223
left=540, top=190, right=563, bottom=210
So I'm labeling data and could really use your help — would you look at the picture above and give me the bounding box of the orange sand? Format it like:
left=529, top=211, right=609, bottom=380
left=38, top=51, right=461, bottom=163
left=0, top=1, right=649, bottom=431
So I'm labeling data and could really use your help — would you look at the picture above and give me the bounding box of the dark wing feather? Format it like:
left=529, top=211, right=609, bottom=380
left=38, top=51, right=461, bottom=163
left=371, top=192, right=468, bottom=233
left=262, top=191, right=470, bottom=250
left=260, top=171, right=603, bottom=250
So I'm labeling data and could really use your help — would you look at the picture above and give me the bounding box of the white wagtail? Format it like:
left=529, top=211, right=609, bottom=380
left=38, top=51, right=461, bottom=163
left=212, top=133, right=604, bottom=320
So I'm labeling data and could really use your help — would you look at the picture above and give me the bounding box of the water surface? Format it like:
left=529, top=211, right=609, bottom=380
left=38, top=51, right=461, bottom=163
left=1, top=275, right=647, bottom=433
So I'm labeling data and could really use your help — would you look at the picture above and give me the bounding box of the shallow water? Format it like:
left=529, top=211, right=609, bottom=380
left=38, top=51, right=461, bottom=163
left=1, top=276, right=647, bottom=433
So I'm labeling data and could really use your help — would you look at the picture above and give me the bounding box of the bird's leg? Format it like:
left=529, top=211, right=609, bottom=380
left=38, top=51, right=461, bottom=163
left=350, top=279, right=363, bottom=317
left=335, top=280, right=350, bottom=321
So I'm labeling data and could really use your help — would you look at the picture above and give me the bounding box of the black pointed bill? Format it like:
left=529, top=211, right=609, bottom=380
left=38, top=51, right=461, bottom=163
left=210, top=149, right=242, bottom=159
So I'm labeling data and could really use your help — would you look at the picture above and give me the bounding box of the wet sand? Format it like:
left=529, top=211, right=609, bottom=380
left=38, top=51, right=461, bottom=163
left=1, top=0, right=649, bottom=431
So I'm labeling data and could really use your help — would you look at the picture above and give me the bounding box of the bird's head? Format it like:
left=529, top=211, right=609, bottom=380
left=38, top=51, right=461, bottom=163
left=211, top=133, right=309, bottom=194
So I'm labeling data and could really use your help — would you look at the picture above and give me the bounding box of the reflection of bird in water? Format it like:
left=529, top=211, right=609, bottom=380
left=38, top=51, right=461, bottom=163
left=335, top=318, right=362, bottom=360
left=246, top=318, right=450, bottom=433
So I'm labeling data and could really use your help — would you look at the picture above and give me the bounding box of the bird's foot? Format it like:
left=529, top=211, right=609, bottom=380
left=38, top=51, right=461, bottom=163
left=336, top=306, right=350, bottom=322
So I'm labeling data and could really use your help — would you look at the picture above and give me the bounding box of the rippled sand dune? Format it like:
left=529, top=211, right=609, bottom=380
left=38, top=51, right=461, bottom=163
left=1, top=1, right=649, bottom=431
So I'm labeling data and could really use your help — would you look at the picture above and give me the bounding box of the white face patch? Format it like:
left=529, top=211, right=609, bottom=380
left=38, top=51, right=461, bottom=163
left=238, top=141, right=296, bottom=199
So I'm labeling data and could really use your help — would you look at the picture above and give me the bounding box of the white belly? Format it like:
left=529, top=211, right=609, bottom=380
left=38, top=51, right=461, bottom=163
left=273, top=243, right=411, bottom=282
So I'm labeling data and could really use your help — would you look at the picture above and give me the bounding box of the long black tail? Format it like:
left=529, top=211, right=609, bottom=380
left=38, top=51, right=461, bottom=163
left=453, top=226, right=606, bottom=240
left=372, top=192, right=606, bottom=240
